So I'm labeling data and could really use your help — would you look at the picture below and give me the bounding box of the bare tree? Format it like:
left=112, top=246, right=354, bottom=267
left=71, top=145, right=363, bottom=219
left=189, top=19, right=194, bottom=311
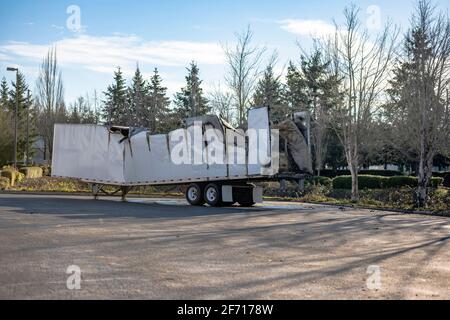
left=323, top=5, right=398, bottom=200
left=209, top=83, right=234, bottom=124
left=223, top=26, right=265, bottom=125
left=386, top=0, right=450, bottom=207
left=35, top=47, right=65, bottom=161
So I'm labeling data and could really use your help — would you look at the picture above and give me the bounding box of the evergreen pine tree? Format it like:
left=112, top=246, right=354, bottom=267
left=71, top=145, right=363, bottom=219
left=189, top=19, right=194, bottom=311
left=8, top=72, right=37, bottom=163
left=0, top=77, right=13, bottom=164
left=102, top=67, right=129, bottom=125
left=173, top=61, right=210, bottom=120
left=0, top=77, right=9, bottom=111
left=285, top=61, right=308, bottom=112
left=284, top=51, right=343, bottom=119
left=146, top=68, right=171, bottom=133
left=129, top=66, right=148, bottom=127
left=252, top=64, right=287, bottom=122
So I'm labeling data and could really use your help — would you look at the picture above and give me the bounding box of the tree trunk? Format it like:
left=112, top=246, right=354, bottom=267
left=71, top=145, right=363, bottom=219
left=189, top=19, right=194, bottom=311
left=349, top=162, right=359, bottom=201
left=43, top=140, right=47, bottom=161
left=344, top=141, right=359, bottom=201
left=417, top=152, right=433, bottom=208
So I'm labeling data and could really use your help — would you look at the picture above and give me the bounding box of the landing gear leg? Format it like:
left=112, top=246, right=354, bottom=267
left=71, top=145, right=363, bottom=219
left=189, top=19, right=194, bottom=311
left=121, top=186, right=132, bottom=202
left=280, top=179, right=287, bottom=193
left=296, top=179, right=305, bottom=192
left=92, top=184, right=100, bottom=200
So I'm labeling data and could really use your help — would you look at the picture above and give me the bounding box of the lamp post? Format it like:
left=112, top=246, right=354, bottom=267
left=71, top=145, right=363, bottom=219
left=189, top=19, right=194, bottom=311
left=26, top=90, right=30, bottom=166
left=7, top=67, right=18, bottom=169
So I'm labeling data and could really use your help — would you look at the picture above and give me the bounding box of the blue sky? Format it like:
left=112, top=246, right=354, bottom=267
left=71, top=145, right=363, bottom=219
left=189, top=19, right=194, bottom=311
left=0, top=0, right=448, bottom=105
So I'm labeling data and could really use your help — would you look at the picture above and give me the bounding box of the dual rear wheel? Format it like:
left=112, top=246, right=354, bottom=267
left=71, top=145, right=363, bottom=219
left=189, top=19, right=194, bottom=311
left=185, top=183, right=254, bottom=207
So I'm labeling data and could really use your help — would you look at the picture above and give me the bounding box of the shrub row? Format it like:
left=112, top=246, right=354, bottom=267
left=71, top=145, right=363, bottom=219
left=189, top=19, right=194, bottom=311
left=319, top=169, right=403, bottom=178
left=319, top=169, right=450, bottom=181
left=332, top=175, right=384, bottom=189
left=332, top=175, right=444, bottom=190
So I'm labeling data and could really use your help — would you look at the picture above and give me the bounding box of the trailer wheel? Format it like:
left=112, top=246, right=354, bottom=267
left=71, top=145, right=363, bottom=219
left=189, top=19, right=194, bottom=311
left=186, top=183, right=205, bottom=206
left=204, top=183, right=223, bottom=207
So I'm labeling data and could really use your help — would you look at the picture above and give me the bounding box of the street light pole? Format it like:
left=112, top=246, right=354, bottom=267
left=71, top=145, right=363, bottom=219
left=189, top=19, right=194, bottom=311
left=7, top=67, right=19, bottom=169
left=26, top=90, right=30, bottom=167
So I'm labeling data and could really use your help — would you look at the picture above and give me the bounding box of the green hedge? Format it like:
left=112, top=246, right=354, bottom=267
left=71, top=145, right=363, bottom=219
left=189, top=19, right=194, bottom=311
left=19, top=167, right=43, bottom=179
left=319, top=169, right=402, bottom=178
left=383, top=176, right=417, bottom=188
left=332, top=175, right=444, bottom=190
left=360, top=170, right=403, bottom=177
left=332, top=175, right=386, bottom=189
left=332, top=176, right=351, bottom=189
left=321, top=169, right=449, bottom=186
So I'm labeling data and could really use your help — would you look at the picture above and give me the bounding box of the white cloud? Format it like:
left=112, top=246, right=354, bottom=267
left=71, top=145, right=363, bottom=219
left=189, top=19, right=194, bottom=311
left=0, top=34, right=226, bottom=75
left=278, top=19, right=335, bottom=38
left=0, top=53, right=9, bottom=61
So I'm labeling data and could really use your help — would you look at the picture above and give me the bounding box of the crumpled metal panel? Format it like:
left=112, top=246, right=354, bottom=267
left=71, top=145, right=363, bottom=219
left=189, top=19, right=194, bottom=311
left=274, top=119, right=313, bottom=174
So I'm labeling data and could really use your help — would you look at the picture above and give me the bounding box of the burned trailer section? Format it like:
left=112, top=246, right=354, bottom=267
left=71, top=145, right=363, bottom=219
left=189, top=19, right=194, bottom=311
left=274, top=112, right=313, bottom=176
left=52, top=107, right=313, bottom=206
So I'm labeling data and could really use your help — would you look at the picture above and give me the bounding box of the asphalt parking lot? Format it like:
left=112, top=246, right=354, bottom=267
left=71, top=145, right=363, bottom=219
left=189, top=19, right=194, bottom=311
left=0, top=193, right=449, bottom=299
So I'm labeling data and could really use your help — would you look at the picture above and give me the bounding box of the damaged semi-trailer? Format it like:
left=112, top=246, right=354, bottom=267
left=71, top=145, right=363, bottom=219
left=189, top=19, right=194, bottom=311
left=51, top=107, right=312, bottom=207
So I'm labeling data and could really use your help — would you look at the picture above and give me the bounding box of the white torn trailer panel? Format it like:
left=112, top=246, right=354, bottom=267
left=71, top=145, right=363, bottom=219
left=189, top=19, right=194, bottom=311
left=52, top=123, right=126, bottom=183
left=52, top=107, right=279, bottom=186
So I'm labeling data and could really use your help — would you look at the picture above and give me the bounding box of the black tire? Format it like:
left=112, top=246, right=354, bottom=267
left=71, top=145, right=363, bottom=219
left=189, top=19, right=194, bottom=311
left=204, top=183, right=223, bottom=207
left=186, top=183, right=205, bottom=206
